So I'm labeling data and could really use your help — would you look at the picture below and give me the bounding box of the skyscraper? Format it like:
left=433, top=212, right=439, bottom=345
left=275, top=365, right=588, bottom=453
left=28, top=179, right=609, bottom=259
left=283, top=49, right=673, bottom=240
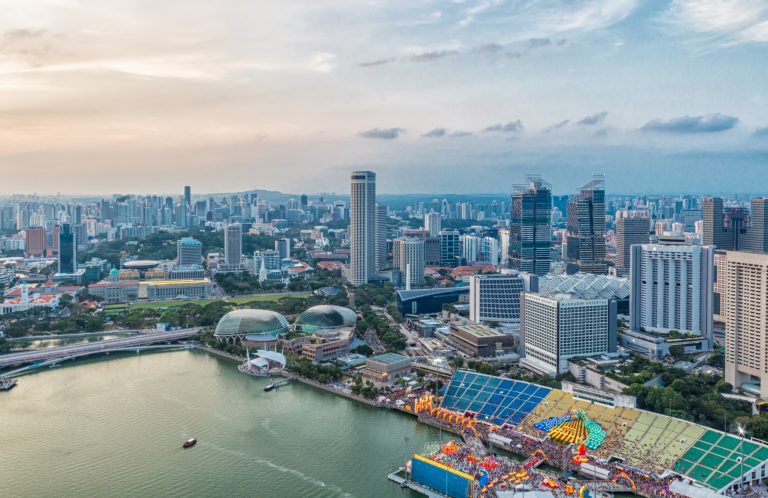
left=275, top=238, right=291, bottom=260
left=702, top=197, right=730, bottom=249
left=615, top=213, right=649, bottom=277
left=629, top=244, right=714, bottom=346
left=510, top=176, right=551, bottom=276
left=744, top=198, right=768, bottom=254
left=25, top=226, right=46, bottom=257
left=439, top=229, right=460, bottom=267
left=184, top=185, right=191, bottom=207
left=565, top=175, right=607, bottom=274
left=375, top=203, right=388, bottom=271
left=348, top=171, right=376, bottom=285
left=724, top=251, right=768, bottom=397
left=469, top=273, right=536, bottom=325
left=224, top=223, right=242, bottom=268
left=58, top=223, right=77, bottom=274
left=177, top=237, right=203, bottom=266
left=424, top=212, right=442, bottom=238
left=397, top=238, right=425, bottom=289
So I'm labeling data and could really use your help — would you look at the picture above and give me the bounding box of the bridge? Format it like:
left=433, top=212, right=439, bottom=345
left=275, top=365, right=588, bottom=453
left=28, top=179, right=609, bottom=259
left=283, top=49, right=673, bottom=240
left=0, top=328, right=200, bottom=370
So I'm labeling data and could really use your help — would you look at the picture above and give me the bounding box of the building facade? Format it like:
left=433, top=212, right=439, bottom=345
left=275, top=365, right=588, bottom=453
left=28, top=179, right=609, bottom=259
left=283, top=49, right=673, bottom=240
left=615, top=213, right=649, bottom=277
left=223, top=223, right=243, bottom=268
left=177, top=237, right=202, bottom=266
left=348, top=171, right=376, bottom=285
left=469, top=273, right=537, bottom=325
left=398, top=238, right=425, bottom=289
left=58, top=223, right=77, bottom=274
left=744, top=198, right=768, bottom=254
left=629, top=244, right=714, bottom=345
left=521, top=293, right=617, bottom=376
left=565, top=176, right=607, bottom=274
left=439, top=230, right=461, bottom=268
left=510, top=176, right=551, bottom=276
left=375, top=203, right=388, bottom=271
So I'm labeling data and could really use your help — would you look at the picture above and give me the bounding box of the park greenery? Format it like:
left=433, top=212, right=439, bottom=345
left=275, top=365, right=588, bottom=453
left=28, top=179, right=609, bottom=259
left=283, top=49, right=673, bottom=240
left=361, top=305, right=406, bottom=351
left=286, top=355, right=343, bottom=384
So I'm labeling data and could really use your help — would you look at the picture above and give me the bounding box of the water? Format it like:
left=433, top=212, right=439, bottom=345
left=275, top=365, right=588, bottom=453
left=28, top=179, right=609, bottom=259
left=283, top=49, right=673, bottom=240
left=0, top=350, right=443, bottom=498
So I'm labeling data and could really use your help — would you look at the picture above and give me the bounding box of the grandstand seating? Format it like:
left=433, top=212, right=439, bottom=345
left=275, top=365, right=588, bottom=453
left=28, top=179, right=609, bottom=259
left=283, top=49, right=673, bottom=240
left=440, top=370, right=768, bottom=492
left=441, top=370, right=550, bottom=427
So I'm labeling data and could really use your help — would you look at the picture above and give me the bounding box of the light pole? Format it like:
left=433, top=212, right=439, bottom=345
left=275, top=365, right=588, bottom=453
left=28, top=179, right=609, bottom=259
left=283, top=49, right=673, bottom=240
left=738, top=424, right=746, bottom=494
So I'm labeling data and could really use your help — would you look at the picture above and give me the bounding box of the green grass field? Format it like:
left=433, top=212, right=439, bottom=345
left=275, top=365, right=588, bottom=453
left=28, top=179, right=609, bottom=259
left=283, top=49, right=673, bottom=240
left=103, top=292, right=312, bottom=311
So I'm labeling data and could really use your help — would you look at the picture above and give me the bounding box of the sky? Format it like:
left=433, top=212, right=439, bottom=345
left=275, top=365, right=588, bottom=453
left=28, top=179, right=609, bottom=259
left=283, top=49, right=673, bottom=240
left=1, top=0, right=767, bottom=196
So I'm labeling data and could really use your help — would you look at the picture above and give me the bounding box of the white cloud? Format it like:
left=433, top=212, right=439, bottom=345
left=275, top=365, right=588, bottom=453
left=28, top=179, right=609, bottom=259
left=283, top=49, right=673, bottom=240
left=664, top=0, right=768, bottom=45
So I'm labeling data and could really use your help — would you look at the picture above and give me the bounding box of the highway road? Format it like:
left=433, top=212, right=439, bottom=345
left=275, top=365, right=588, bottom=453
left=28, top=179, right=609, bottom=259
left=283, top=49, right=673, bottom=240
left=0, top=328, right=200, bottom=368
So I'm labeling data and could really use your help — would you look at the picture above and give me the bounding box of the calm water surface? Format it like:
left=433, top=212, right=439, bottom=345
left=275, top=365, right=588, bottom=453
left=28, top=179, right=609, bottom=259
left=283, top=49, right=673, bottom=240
left=0, top=350, right=445, bottom=497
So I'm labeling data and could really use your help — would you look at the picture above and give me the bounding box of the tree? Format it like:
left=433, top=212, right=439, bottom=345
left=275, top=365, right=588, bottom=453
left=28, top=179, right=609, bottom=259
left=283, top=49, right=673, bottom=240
left=668, top=345, right=685, bottom=359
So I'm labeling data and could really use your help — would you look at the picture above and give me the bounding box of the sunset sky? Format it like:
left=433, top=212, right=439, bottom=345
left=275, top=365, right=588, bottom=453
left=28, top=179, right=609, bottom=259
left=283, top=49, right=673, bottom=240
left=1, top=0, right=767, bottom=195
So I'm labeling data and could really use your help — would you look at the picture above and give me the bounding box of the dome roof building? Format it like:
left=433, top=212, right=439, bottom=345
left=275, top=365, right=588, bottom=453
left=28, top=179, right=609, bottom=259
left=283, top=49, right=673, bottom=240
left=214, top=309, right=290, bottom=343
left=295, top=305, right=357, bottom=333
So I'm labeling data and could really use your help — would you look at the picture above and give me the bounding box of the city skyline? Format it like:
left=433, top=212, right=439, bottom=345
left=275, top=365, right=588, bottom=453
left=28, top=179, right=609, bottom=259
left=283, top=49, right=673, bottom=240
left=1, top=1, right=767, bottom=195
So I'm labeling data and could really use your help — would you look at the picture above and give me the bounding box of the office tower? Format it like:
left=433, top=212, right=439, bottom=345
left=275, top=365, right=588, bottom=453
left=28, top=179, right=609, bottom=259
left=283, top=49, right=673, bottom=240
left=73, top=224, right=88, bottom=252
left=469, top=273, right=538, bottom=325
left=461, top=234, right=480, bottom=263
left=177, top=237, right=203, bottom=266
left=25, top=226, right=46, bottom=257
left=439, top=229, right=461, bottom=267
left=510, top=176, right=552, bottom=276
left=0, top=205, right=15, bottom=231
left=615, top=214, right=649, bottom=276
left=744, top=198, right=768, bottom=254
left=521, top=292, right=617, bottom=376
left=424, top=237, right=441, bottom=266
left=724, top=207, right=749, bottom=251
left=424, top=212, right=442, bottom=238
left=702, top=197, right=730, bottom=249
left=348, top=171, right=376, bottom=285
left=300, top=194, right=308, bottom=207
left=629, top=244, right=714, bottom=345
left=724, top=251, right=768, bottom=397
left=224, top=223, right=243, bottom=268
left=498, top=228, right=510, bottom=267
left=58, top=223, right=77, bottom=274
left=50, top=225, right=60, bottom=255
left=375, top=203, right=388, bottom=271
left=184, top=186, right=191, bottom=207
left=713, top=250, right=728, bottom=322
left=565, top=175, right=607, bottom=274
left=254, top=249, right=280, bottom=271
left=397, top=238, right=425, bottom=289
left=275, top=238, right=291, bottom=260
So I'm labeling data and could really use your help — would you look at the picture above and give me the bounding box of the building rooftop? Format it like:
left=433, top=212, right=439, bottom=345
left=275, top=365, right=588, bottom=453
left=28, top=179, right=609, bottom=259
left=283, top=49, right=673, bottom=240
left=451, top=322, right=506, bottom=338
left=539, top=272, right=630, bottom=300
left=369, top=352, right=409, bottom=365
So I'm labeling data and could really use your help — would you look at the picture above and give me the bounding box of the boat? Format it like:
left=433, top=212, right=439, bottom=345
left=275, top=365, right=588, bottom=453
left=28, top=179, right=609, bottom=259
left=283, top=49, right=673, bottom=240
left=182, top=438, right=197, bottom=448
left=0, top=377, right=17, bottom=391
left=263, top=383, right=275, bottom=392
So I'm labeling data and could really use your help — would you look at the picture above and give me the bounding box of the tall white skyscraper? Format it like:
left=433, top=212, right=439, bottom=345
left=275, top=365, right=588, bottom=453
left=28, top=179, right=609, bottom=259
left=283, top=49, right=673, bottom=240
left=629, top=244, right=714, bottom=344
left=224, top=223, right=242, bottom=268
left=424, top=212, right=442, bottom=237
left=724, top=251, right=768, bottom=397
left=398, top=238, right=425, bottom=289
left=461, top=234, right=480, bottom=263
left=348, top=170, right=376, bottom=286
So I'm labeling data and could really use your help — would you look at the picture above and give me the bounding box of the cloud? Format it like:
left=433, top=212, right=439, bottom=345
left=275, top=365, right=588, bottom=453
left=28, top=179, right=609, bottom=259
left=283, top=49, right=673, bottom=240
left=594, top=128, right=609, bottom=138
left=483, top=120, right=524, bottom=133
left=663, top=0, right=768, bottom=45
left=422, top=128, right=473, bottom=138
left=0, top=28, right=61, bottom=67
left=544, top=120, right=570, bottom=132
left=527, top=38, right=552, bottom=48
left=474, top=43, right=504, bottom=53
left=357, top=58, right=395, bottom=68
left=577, top=111, right=608, bottom=126
left=422, top=128, right=447, bottom=138
left=755, top=127, right=768, bottom=137
left=640, top=113, right=739, bottom=134
left=358, top=127, right=404, bottom=139
left=409, top=49, right=460, bottom=62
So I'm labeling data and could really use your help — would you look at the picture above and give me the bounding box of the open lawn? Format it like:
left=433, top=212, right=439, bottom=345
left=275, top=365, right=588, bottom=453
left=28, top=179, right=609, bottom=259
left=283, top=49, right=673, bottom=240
left=103, top=292, right=312, bottom=311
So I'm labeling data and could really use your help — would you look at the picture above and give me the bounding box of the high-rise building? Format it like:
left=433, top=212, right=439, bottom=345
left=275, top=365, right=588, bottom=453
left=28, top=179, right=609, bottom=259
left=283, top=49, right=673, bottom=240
left=224, top=223, right=243, bottom=268
left=348, top=171, right=376, bottom=286
left=702, top=197, right=730, bottom=249
left=510, top=176, right=552, bottom=276
left=184, top=185, right=191, bottom=207
left=177, top=237, right=203, bottom=266
left=629, top=244, right=714, bottom=345
left=724, top=251, right=768, bottom=397
left=498, top=228, right=510, bottom=267
left=58, top=223, right=77, bottom=274
left=724, top=207, right=749, bottom=251
left=469, top=273, right=537, bottom=326
left=744, top=198, right=768, bottom=254
left=439, top=230, right=461, bottom=267
left=480, top=237, right=499, bottom=266
left=375, top=203, right=388, bottom=271
left=275, top=238, right=291, bottom=260
left=713, top=250, right=728, bottom=322
left=520, top=292, right=617, bottom=376
left=461, top=234, right=480, bottom=263
left=397, top=238, right=425, bottom=289
left=25, top=226, right=46, bottom=257
left=424, top=212, right=442, bottom=238
left=565, top=175, right=607, bottom=274
left=615, top=213, right=649, bottom=277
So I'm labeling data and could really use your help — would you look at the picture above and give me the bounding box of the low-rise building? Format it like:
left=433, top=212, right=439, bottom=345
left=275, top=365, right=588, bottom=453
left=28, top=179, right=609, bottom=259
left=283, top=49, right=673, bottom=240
left=362, top=353, right=412, bottom=385
left=447, top=322, right=516, bottom=358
